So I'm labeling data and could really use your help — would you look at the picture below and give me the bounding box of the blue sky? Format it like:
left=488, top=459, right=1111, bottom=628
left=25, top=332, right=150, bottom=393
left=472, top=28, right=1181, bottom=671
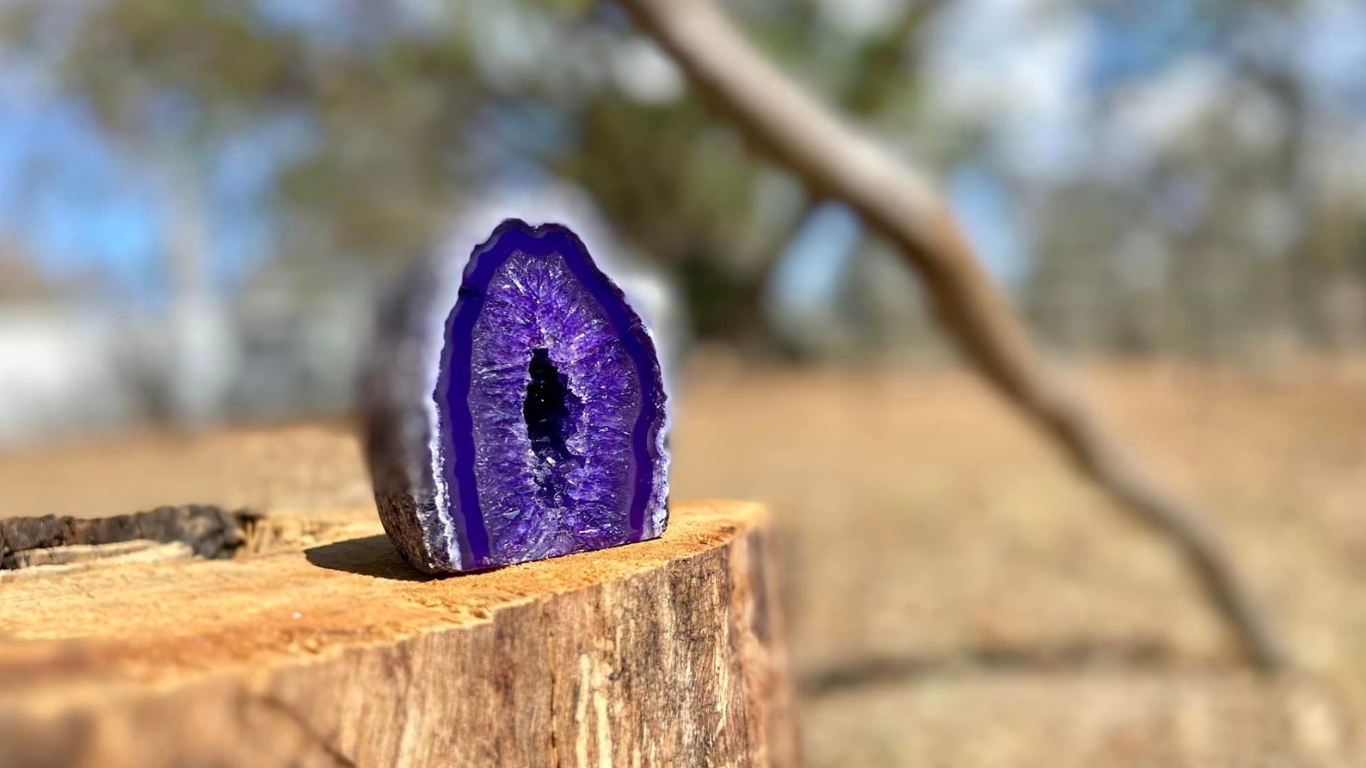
left=0, top=57, right=313, bottom=302
left=0, top=66, right=163, bottom=294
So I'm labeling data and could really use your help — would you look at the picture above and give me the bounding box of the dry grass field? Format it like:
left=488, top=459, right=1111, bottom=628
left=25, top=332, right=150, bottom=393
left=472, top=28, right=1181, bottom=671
left=4, top=357, right=1366, bottom=767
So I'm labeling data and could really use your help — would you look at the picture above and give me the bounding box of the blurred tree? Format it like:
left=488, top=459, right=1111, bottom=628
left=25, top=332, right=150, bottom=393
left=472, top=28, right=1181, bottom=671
left=3, top=0, right=1363, bottom=357
left=3, top=0, right=965, bottom=350
left=1018, top=0, right=1366, bottom=360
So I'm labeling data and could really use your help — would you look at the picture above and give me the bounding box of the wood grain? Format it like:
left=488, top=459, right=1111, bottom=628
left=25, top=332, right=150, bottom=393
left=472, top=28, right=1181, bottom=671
left=0, top=500, right=797, bottom=768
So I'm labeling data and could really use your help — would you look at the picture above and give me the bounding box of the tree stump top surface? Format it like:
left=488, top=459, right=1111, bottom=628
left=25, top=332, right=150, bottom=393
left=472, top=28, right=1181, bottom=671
left=1, top=499, right=797, bottom=767
left=0, top=500, right=765, bottom=697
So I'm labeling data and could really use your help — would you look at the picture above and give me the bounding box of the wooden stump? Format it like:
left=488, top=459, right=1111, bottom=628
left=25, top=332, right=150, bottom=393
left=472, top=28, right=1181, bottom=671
left=0, top=501, right=797, bottom=768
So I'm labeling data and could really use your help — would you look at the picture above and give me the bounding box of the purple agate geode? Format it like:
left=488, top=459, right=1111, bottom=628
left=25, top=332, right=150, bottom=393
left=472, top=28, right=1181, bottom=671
left=362, top=219, right=669, bottom=572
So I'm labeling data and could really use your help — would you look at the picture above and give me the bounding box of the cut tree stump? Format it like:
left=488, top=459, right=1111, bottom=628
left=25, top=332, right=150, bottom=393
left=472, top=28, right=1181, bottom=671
left=0, top=500, right=796, bottom=768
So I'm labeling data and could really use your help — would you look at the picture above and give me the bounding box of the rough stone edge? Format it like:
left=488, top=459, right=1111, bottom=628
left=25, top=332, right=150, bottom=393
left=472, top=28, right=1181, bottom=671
left=359, top=252, right=459, bottom=574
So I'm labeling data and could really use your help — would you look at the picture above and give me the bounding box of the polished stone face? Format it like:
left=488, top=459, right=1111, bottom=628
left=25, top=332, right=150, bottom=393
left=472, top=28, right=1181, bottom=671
left=433, top=220, right=669, bottom=570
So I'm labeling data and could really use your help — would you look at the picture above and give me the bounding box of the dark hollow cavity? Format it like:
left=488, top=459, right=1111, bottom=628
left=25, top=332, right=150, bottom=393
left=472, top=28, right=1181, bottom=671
left=523, top=348, right=582, bottom=503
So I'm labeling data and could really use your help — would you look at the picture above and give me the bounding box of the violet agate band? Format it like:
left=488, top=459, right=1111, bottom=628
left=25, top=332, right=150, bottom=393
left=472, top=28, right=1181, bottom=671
left=364, top=219, right=669, bottom=574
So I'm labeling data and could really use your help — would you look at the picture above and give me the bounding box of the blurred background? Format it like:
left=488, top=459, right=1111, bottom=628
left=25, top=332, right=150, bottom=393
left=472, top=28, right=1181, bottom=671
left=3, top=0, right=1366, bottom=765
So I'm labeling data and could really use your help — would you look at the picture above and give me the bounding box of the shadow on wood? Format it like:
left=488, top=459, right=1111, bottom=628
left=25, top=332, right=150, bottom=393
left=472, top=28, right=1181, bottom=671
left=304, top=535, right=432, bottom=582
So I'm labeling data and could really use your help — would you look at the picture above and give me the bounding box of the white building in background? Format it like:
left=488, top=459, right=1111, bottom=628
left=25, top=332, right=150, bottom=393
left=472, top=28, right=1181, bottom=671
left=0, top=306, right=155, bottom=446
left=0, top=295, right=373, bottom=448
left=0, top=304, right=229, bottom=447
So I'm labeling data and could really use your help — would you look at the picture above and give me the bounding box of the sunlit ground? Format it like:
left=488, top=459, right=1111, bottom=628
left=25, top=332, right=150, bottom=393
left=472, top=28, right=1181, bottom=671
left=4, top=357, right=1366, bottom=767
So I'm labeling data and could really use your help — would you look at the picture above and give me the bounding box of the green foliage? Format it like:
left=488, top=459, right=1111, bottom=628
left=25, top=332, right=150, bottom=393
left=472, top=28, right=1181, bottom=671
left=65, top=0, right=303, bottom=136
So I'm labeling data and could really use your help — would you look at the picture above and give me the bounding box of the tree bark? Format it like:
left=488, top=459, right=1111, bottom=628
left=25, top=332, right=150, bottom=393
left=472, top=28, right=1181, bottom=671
left=615, top=0, right=1286, bottom=670
left=0, top=500, right=798, bottom=768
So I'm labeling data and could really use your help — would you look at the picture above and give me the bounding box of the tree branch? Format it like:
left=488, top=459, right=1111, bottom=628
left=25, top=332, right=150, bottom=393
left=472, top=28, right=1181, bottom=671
left=617, top=0, right=1287, bottom=671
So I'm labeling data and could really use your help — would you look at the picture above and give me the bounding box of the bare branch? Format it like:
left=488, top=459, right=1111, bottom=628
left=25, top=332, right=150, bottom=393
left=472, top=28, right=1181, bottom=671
left=617, top=0, right=1288, bottom=671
